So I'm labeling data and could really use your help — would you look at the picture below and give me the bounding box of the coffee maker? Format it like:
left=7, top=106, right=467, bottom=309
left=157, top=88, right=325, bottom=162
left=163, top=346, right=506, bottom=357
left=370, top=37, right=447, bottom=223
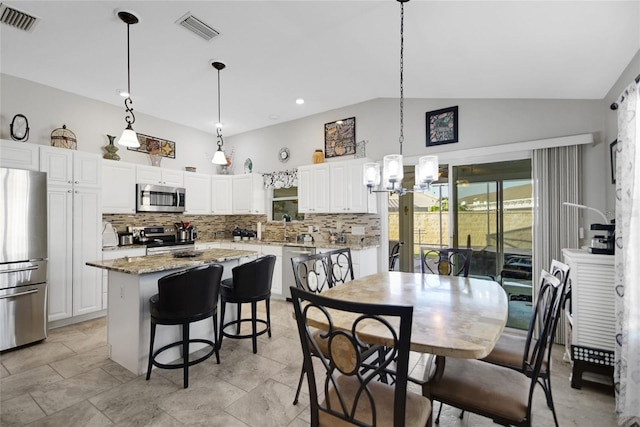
left=589, top=222, right=615, bottom=255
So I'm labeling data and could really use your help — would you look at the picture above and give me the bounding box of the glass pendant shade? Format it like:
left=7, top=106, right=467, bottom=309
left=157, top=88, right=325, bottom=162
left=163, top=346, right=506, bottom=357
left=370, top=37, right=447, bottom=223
left=363, top=162, right=381, bottom=187
left=117, top=125, right=139, bottom=148
left=383, top=154, right=404, bottom=189
left=415, top=155, right=439, bottom=188
left=212, top=147, right=227, bottom=165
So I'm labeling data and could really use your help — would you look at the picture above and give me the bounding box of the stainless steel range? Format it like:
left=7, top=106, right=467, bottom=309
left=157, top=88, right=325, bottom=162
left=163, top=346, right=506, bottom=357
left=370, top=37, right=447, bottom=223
left=130, top=226, right=195, bottom=255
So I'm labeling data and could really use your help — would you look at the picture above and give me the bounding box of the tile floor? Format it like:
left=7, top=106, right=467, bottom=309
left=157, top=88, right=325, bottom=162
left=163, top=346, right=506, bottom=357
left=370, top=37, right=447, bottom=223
left=1, top=299, right=616, bottom=426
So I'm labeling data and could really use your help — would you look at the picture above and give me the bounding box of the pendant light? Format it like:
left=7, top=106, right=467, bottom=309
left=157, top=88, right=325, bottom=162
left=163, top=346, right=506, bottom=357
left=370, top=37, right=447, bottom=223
left=363, top=0, right=438, bottom=194
left=211, top=61, right=228, bottom=165
left=116, top=10, right=140, bottom=148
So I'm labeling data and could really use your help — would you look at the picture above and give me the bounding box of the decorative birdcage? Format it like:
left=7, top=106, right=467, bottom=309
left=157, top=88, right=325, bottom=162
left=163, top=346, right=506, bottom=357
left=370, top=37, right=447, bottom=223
left=50, top=124, right=77, bottom=150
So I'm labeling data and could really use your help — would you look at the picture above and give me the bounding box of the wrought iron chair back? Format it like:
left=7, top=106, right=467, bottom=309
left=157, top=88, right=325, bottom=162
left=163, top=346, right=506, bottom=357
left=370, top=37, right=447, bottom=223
left=325, top=247, right=355, bottom=286
left=291, top=252, right=333, bottom=294
left=420, top=246, right=472, bottom=277
left=389, top=241, right=403, bottom=271
left=291, top=287, right=430, bottom=427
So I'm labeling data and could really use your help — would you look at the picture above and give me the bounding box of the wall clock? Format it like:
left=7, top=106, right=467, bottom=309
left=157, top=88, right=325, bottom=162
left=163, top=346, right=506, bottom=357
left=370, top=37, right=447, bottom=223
left=10, top=114, right=30, bottom=141
left=278, top=147, right=290, bottom=163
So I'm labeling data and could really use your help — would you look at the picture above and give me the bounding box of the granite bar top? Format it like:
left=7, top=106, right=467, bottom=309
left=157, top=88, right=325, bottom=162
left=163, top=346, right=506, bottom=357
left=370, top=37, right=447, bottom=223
left=204, top=239, right=380, bottom=250
left=87, top=248, right=258, bottom=275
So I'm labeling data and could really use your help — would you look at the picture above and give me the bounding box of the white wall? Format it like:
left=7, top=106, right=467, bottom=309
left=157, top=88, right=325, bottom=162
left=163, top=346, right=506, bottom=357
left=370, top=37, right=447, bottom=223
left=1, top=74, right=221, bottom=175
left=2, top=69, right=625, bottom=243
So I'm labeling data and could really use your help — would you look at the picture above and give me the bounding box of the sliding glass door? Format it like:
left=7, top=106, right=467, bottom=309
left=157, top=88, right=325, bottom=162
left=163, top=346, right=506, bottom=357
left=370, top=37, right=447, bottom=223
left=452, top=159, right=533, bottom=329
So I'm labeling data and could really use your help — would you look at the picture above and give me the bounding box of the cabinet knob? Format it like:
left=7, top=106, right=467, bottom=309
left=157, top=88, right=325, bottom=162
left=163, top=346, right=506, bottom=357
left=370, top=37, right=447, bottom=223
left=67, top=190, right=72, bottom=193
left=74, top=181, right=79, bottom=184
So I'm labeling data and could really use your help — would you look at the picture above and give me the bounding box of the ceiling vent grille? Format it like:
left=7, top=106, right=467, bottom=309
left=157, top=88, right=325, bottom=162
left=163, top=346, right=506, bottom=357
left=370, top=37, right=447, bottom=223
left=0, top=3, right=38, bottom=32
left=175, top=12, right=220, bottom=41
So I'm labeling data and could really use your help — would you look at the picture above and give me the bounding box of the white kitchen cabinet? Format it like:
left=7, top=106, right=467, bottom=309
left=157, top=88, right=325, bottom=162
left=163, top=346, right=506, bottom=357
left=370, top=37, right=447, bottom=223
left=102, top=247, right=146, bottom=309
left=0, top=139, right=39, bottom=171
left=184, top=172, right=212, bottom=214
left=330, top=159, right=376, bottom=214
left=102, top=160, right=136, bottom=214
left=42, top=150, right=103, bottom=323
left=47, top=185, right=102, bottom=321
left=298, top=163, right=330, bottom=213
left=232, top=173, right=265, bottom=214
left=40, top=146, right=101, bottom=188
left=195, top=242, right=221, bottom=250
left=136, top=165, right=184, bottom=187
left=211, top=175, right=233, bottom=214
left=261, top=245, right=283, bottom=297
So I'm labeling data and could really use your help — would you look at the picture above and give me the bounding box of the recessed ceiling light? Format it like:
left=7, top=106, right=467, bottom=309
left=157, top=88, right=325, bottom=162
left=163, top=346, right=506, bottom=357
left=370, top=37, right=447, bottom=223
left=117, top=89, right=129, bottom=97
left=269, top=114, right=280, bottom=120
left=295, top=98, right=304, bottom=105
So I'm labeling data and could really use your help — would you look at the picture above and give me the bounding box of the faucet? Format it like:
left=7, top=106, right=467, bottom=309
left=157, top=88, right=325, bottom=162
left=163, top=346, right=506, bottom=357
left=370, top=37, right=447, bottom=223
left=282, top=217, right=288, bottom=242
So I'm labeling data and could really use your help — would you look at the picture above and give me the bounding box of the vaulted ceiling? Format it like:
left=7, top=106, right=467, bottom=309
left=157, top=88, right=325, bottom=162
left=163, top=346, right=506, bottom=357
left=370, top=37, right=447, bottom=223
left=2, top=1, right=638, bottom=136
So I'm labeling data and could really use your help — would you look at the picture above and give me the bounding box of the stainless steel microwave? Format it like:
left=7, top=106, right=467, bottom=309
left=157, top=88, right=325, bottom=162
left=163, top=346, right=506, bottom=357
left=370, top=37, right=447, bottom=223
left=136, top=184, right=186, bottom=213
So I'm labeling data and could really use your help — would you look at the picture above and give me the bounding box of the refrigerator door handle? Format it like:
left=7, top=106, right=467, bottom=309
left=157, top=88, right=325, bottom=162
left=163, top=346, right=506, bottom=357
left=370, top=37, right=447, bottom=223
left=0, top=289, right=39, bottom=299
left=0, top=265, right=39, bottom=274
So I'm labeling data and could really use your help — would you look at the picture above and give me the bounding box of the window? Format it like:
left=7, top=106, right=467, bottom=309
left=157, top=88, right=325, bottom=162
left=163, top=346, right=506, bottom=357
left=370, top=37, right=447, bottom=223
left=272, top=187, right=303, bottom=221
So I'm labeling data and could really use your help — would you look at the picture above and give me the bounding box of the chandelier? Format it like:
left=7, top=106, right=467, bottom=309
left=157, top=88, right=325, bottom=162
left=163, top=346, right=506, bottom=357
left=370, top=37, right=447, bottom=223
left=363, top=0, right=438, bottom=195
left=116, top=9, right=140, bottom=148
left=211, top=61, right=228, bottom=165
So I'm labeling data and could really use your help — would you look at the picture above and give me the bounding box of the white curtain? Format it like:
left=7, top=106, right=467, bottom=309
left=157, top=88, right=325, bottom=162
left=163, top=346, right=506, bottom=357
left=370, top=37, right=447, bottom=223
left=614, top=80, right=640, bottom=426
left=532, top=145, right=580, bottom=343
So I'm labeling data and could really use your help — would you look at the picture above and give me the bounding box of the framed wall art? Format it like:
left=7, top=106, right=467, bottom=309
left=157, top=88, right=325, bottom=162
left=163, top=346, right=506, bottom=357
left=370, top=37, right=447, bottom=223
left=324, top=116, right=356, bottom=158
left=127, top=133, right=176, bottom=158
left=426, top=106, right=458, bottom=146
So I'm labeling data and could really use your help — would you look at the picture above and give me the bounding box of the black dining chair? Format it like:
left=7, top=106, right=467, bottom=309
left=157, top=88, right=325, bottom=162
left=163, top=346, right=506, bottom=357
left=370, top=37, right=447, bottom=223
left=290, top=286, right=432, bottom=427
left=389, top=241, right=404, bottom=271
left=420, top=247, right=472, bottom=277
left=146, top=264, right=223, bottom=388
left=325, top=247, right=354, bottom=286
left=423, top=270, right=563, bottom=427
left=476, top=259, right=570, bottom=427
left=219, top=255, right=276, bottom=354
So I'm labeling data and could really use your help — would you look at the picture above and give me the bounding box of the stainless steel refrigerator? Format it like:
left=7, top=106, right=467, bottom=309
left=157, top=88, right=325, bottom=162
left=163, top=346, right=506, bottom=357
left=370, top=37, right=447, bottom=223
left=0, top=167, right=48, bottom=351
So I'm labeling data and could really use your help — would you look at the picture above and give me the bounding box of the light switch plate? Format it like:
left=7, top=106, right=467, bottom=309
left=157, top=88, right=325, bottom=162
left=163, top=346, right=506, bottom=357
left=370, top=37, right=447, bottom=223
left=351, top=226, right=365, bottom=235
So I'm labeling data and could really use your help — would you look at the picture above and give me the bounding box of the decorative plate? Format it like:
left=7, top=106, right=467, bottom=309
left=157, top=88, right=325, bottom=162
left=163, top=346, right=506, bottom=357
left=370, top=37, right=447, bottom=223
left=244, top=158, right=253, bottom=173
left=278, top=147, right=290, bottom=162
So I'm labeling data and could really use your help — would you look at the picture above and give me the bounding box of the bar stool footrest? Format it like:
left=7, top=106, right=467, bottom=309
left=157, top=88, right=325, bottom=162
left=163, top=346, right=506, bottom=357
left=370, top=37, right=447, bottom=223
left=221, top=319, right=269, bottom=339
left=150, top=339, right=216, bottom=370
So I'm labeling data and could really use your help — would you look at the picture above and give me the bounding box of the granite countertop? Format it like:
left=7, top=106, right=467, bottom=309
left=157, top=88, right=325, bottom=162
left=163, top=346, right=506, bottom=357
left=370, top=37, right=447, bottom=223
left=206, top=239, right=380, bottom=250
left=87, top=248, right=258, bottom=275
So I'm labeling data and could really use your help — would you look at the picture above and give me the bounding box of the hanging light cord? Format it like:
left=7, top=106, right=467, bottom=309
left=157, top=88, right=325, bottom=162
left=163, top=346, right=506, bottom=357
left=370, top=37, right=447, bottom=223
left=216, top=67, right=224, bottom=149
left=124, top=22, right=135, bottom=126
left=399, top=1, right=405, bottom=156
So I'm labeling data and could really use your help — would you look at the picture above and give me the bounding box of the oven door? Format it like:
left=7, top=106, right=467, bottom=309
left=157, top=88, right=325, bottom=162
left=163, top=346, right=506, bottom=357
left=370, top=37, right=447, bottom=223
left=136, top=184, right=185, bottom=213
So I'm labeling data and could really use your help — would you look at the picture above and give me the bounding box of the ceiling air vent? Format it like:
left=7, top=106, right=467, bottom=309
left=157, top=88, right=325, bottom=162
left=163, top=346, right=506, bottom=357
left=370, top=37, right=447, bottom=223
left=175, top=12, right=220, bottom=41
left=0, top=3, right=38, bottom=32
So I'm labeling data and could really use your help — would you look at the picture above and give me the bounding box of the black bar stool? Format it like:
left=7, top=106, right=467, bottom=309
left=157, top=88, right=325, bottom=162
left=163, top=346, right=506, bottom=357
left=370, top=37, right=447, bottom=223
left=219, top=255, right=276, bottom=354
left=146, top=264, right=223, bottom=388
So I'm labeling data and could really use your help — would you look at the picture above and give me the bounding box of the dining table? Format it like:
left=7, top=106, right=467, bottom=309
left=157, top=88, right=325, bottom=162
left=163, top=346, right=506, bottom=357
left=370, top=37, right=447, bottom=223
left=302, top=271, right=508, bottom=361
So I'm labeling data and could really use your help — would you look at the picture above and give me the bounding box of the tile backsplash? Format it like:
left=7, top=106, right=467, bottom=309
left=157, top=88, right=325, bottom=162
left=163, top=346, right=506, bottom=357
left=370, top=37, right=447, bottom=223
left=102, top=213, right=380, bottom=247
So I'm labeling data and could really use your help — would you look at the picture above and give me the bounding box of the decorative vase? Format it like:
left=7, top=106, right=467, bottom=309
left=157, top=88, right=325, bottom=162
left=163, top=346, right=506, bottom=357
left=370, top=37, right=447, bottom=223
left=149, top=151, right=162, bottom=167
left=313, top=149, right=324, bottom=164
left=103, top=135, right=120, bottom=160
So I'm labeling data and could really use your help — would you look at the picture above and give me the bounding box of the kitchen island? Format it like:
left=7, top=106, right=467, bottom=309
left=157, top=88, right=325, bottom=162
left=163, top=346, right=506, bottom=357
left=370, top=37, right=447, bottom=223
left=87, top=248, right=258, bottom=375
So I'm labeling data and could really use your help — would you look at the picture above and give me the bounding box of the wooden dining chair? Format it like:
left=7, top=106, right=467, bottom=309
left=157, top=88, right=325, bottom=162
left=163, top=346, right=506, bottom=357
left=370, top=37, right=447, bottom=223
left=423, top=270, right=562, bottom=427
left=290, top=286, right=432, bottom=427
left=474, top=259, right=570, bottom=427
left=420, top=247, right=472, bottom=277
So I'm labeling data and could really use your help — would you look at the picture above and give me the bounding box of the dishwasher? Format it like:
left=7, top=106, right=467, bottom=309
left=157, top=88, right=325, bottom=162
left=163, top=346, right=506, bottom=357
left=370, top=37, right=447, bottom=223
left=282, top=246, right=316, bottom=300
